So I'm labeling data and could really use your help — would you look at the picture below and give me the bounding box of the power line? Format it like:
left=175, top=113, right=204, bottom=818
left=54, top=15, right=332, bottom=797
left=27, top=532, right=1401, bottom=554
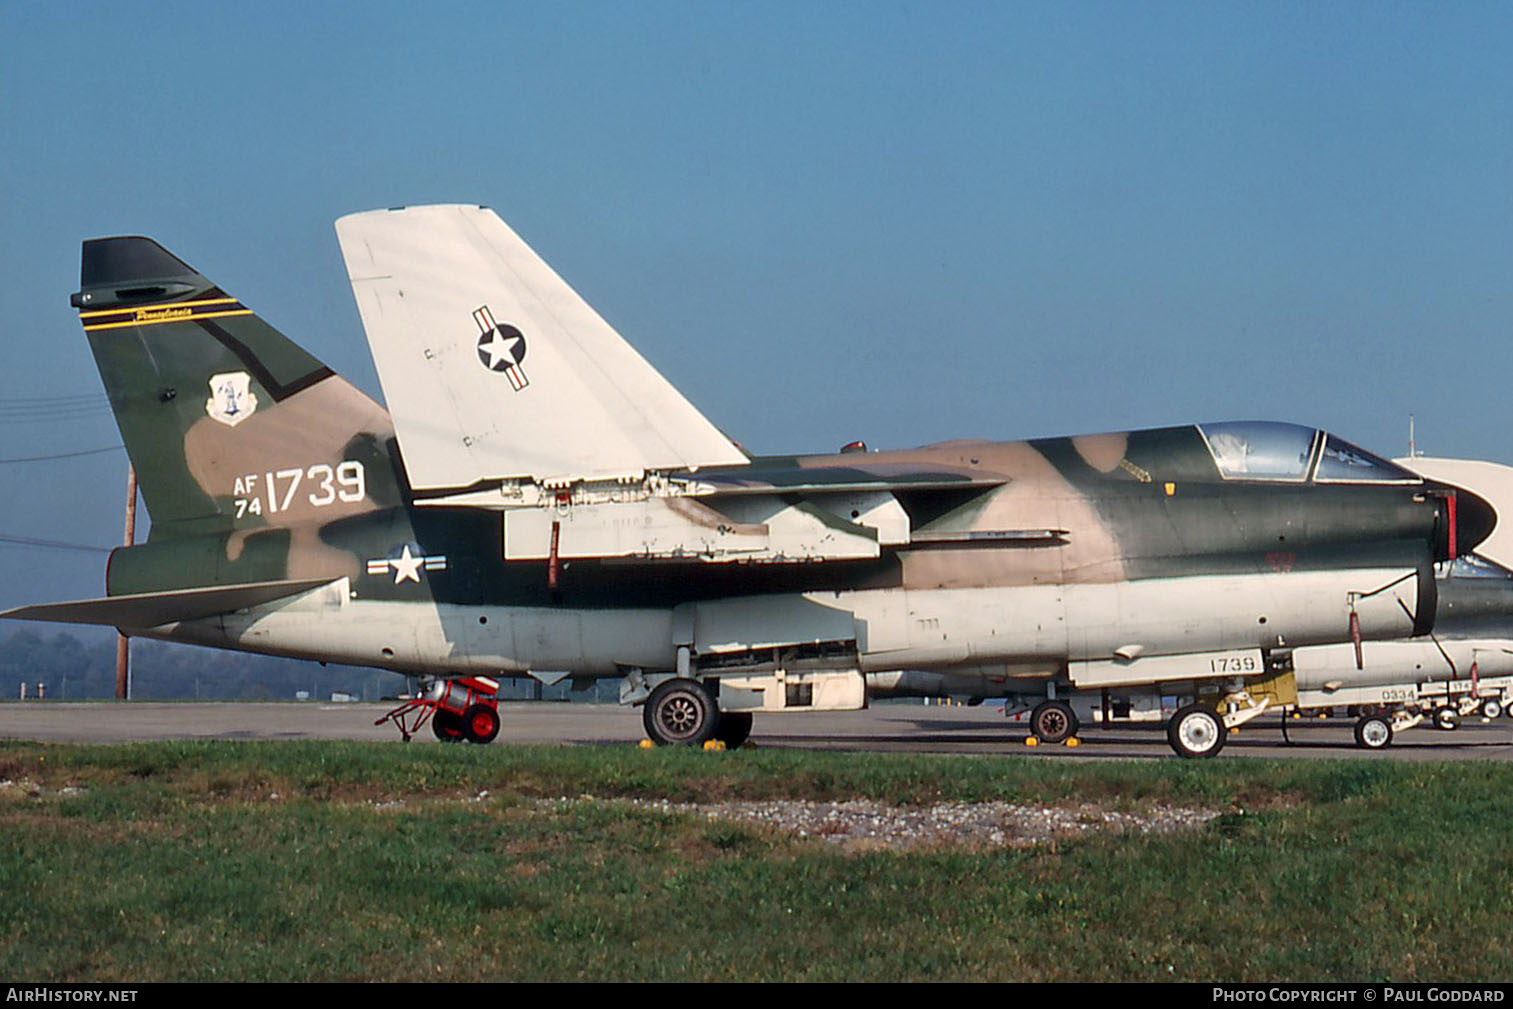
left=0, top=393, right=113, bottom=421
left=0, top=411, right=115, bottom=426
left=0, top=534, right=112, bottom=554
left=0, top=401, right=113, bottom=414
left=0, top=445, right=123, bottom=463
left=0, top=393, right=106, bottom=405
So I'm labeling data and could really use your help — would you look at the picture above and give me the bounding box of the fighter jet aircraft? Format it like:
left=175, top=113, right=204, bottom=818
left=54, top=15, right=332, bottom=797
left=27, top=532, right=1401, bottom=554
left=2, top=205, right=1495, bottom=757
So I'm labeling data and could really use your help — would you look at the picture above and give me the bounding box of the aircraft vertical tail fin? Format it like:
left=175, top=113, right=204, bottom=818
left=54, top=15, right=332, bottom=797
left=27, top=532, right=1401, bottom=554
left=335, top=204, right=748, bottom=490
left=73, top=236, right=398, bottom=543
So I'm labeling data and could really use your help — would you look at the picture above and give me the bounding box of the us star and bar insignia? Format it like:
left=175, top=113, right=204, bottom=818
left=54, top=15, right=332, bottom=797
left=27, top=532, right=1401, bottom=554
left=473, top=305, right=529, bottom=391
left=366, top=544, right=447, bottom=585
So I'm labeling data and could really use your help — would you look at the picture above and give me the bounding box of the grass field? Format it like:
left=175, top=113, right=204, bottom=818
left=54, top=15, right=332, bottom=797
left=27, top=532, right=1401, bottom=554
left=2, top=740, right=1510, bottom=982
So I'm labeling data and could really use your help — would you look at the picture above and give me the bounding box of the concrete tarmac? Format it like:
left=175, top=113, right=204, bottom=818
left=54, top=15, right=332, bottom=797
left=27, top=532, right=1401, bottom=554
left=1, top=700, right=1512, bottom=759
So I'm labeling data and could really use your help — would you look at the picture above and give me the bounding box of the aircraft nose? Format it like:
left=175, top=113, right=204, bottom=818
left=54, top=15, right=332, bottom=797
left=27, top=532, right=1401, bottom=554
left=1396, top=458, right=1513, bottom=569
left=1450, top=485, right=1496, bottom=559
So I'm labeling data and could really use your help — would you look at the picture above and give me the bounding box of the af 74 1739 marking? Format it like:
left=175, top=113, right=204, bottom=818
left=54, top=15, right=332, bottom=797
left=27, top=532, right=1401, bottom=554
left=232, top=462, right=366, bottom=517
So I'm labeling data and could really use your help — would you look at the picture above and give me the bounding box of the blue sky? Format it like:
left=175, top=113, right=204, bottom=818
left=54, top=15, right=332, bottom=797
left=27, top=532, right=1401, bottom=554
left=3, top=1, right=1513, bottom=610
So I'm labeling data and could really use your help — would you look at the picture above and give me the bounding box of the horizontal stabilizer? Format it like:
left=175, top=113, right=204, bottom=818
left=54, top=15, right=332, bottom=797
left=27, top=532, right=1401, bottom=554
left=335, top=204, right=748, bottom=487
left=0, top=578, right=336, bottom=631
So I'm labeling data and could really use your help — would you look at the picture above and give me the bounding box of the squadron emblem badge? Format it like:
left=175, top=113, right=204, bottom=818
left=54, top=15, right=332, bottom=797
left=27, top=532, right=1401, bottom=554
left=205, top=371, right=258, bottom=426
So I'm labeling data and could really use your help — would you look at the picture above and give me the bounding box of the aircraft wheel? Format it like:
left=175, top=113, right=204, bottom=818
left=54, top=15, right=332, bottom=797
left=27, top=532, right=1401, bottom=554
left=1353, top=714, right=1394, bottom=750
left=432, top=709, right=466, bottom=743
left=1167, top=704, right=1226, bottom=759
left=1481, top=698, right=1503, bottom=720
left=1434, top=706, right=1460, bottom=731
left=463, top=704, right=500, bottom=745
left=643, top=680, right=718, bottom=746
left=714, top=711, right=753, bottom=749
left=1029, top=700, right=1078, bottom=743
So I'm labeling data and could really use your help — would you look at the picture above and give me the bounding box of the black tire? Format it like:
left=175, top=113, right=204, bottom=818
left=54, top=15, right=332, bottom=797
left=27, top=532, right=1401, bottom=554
left=462, top=704, right=500, bottom=745
left=714, top=711, right=753, bottom=749
left=1434, top=705, right=1460, bottom=731
left=1167, top=704, right=1226, bottom=759
left=432, top=709, right=466, bottom=743
left=1029, top=700, right=1078, bottom=743
left=1480, top=698, right=1503, bottom=720
left=1353, top=714, right=1394, bottom=750
left=643, top=680, right=718, bottom=746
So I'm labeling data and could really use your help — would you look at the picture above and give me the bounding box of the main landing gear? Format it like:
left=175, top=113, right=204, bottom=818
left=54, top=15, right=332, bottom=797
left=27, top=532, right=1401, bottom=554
left=641, top=679, right=753, bottom=748
left=1029, top=700, right=1079, bottom=744
left=376, top=676, right=501, bottom=744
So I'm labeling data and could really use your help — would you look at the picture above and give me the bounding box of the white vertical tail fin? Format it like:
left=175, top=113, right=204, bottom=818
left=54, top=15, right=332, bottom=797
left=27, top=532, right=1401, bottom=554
left=335, top=205, right=747, bottom=489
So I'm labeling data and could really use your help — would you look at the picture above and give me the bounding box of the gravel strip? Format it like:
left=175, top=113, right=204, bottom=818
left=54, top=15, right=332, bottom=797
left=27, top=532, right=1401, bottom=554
left=544, top=796, right=1223, bottom=850
left=0, top=777, right=1220, bottom=850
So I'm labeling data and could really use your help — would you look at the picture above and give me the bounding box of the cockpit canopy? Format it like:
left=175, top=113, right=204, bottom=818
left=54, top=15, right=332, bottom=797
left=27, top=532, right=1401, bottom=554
left=1197, top=421, right=1419, bottom=484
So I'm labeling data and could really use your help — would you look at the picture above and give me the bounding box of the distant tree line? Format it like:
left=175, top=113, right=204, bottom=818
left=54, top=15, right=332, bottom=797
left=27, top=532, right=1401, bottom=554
left=0, top=628, right=615, bottom=703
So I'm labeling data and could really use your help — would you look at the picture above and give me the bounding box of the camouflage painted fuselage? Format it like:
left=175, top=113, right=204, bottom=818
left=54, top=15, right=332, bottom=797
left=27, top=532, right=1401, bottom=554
left=13, top=233, right=1492, bottom=696
left=107, top=411, right=1465, bottom=682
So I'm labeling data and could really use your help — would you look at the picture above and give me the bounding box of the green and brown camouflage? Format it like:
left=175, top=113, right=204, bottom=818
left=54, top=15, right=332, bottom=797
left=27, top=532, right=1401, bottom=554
left=73, top=236, right=401, bottom=590
left=2, top=209, right=1500, bottom=755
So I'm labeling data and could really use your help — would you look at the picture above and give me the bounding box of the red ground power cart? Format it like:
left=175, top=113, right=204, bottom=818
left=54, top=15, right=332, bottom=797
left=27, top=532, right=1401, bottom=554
left=376, top=675, right=501, bottom=744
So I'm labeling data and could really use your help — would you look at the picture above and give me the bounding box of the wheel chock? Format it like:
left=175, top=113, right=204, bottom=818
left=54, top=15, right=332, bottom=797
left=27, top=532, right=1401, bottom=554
left=1065, top=737, right=1080, bottom=748
left=638, top=739, right=655, bottom=749
left=1024, top=736, right=1039, bottom=747
left=702, top=739, right=726, bottom=751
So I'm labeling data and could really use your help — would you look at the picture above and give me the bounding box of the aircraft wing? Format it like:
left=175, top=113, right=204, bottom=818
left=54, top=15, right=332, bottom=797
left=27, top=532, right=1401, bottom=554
left=693, top=460, right=1006, bottom=496
left=335, top=205, right=748, bottom=489
left=0, top=578, right=337, bottom=631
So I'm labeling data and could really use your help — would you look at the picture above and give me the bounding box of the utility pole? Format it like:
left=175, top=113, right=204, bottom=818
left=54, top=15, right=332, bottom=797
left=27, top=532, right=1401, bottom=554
left=115, top=464, right=137, bottom=700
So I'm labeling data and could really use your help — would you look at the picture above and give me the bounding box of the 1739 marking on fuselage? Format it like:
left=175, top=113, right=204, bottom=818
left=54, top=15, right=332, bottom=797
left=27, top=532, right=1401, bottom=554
left=1209, top=653, right=1261, bottom=674
left=232, top=461, right=366, bottom=518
